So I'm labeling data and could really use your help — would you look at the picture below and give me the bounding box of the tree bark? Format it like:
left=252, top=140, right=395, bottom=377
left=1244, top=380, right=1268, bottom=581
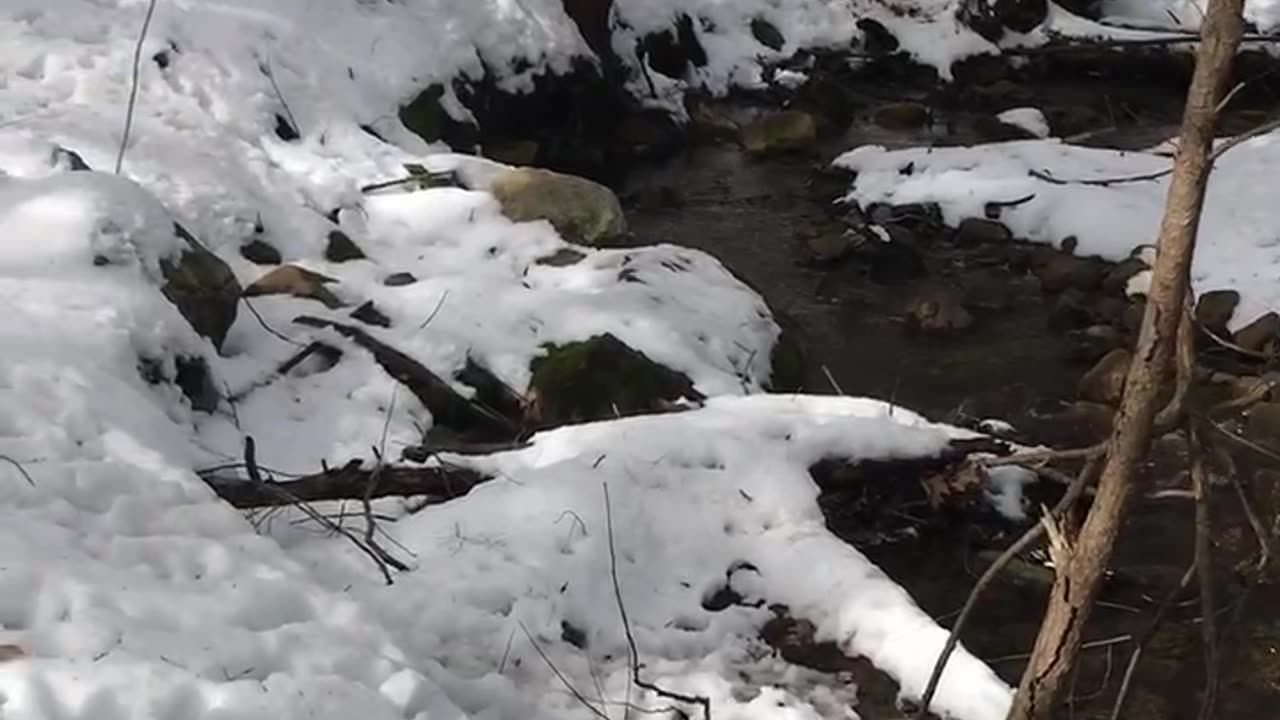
left=1005, top=2, right=1246, bottom=718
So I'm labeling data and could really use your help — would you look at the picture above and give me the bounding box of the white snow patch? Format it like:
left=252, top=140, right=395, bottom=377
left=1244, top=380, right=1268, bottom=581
left=984, top=466, right=1038, bottom=521
left=835, top=132, right=1280, bottom=328
left=996, top=108, right=1051, bottom=139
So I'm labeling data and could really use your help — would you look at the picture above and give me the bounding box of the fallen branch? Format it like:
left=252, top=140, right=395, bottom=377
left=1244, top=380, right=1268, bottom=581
left=1029, top=116, right=1280, bottom=188
left=295, top=315, right=521, bottom=441
left=202, top=456, right=490, bottom=508
left=1003, top=33, right=1280, bottom=55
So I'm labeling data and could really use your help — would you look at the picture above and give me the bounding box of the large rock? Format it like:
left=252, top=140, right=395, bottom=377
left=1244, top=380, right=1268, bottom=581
left=528, top=334, right=703, bottom=427
left=161, top=224, right=242, bottom=351
left=1234, top=312, right=1280, bottom=354
left=1195, top=289, right=1240, bottom=335
left=490, top=167, right=627, bottom=246
left=739, top=111, right=818, bottom=155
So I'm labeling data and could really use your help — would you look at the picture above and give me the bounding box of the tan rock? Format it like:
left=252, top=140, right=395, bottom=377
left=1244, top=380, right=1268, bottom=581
left=739, top=110, right=818, bottom=154
left=905, top=283, right=974, bottom=333
left=243, top=264, right=343, bottom=308
left=490, top=167, right=627, bottom=246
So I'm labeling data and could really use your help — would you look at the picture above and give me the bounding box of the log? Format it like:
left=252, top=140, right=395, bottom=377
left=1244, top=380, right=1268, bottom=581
left=203, top=462, right=491, bottom=508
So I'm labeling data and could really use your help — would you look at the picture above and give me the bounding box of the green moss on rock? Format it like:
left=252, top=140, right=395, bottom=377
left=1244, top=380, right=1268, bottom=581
left=529, top=334, right=702, bottom=427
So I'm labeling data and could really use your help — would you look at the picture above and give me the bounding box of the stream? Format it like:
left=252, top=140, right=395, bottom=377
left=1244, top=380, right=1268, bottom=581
left=612, top=72, right=1280, bottom=717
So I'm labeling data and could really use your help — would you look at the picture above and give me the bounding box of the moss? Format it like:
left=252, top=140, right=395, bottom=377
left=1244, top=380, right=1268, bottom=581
left=529, top=334, right=701, bottom=427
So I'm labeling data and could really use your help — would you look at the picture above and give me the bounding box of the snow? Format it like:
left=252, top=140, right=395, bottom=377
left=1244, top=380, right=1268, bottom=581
left=996, top=108, right=1051, bottom=139
left=984, top=466, right=1038, bottom=521
left=836, top=132, right=1280, bottom=328
left=0, top=1, right=1032, bottom=719
left=1100, top=0, right=1280, bottom=32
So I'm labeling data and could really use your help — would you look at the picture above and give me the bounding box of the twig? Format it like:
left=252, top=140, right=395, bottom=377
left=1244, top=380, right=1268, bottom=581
left=362, top=447, right=410, bottom=573
left=918, top=456, right=1098, bottom=715
left=821, top=365, right=845, bottom=395
left=1, top=455, right=35, bottom=486
left=603, top=484, right=712, bottom=720
left=1189, top=422, right=1219, bottom=720
left=981, top=443, right=1107, bottom=468
left=261, top=57, right=301, bottom=139
left=518, top=622, right=611, bottom=720
left=986, top=634, right=1132, bottom=664
left=114, top=0, right=159, bottom=174
left=1109, top=562, right=1197, bottom=720
left=242, top=297, right=307, bottom=347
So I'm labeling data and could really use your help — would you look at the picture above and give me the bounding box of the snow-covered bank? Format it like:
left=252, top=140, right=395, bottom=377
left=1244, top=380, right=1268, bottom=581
left=835, top=132, right=1280, bottom=328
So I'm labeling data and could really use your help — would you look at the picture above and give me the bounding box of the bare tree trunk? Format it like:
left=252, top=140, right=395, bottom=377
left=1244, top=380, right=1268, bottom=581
left=1005, top=2, right=1246, bottom=718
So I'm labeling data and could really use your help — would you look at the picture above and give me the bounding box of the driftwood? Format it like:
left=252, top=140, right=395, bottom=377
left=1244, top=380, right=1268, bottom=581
left=203, top=460, right=491, bottom=508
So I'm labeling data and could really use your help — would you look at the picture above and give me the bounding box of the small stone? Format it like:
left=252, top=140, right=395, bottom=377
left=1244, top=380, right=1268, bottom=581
left=383, top=272, right=417, bottom=287
left=325, top=230, right=367, bottom=262
left=1060, top=236, right=1079, bottom=254
left=240, top=239, right=282, bottom=265
left=1195, top=289, right=1240, bottom=333
left=872, top=102, right=930, bottom=130
left=161, top=224, right=243, bottom=351
left=350, top=300, right=391, bottom=328
left=535, top=248, right=588, bottom=267
left=739, top=111, right=818, bottom=155
left=1233, top=312, right=1280, bottom=354
left=961, top=269, right=1012, bottom=311
left=1079, top=348, right=1132, bottom=405
left=1034, top=252, right=1104, bottom=293
left=905, top=283, right=974, bottom=333
left=750, top=18, right=785, bottom=51
left=953, top=217, right=1012, bottom=246
left=244, top=264, right=344, bottom=308
left=804, top=228, right=854, bottom=265
left=1246, top=402, right=1280, bottom=451
left=1048, top=289, right=1095, bottom=331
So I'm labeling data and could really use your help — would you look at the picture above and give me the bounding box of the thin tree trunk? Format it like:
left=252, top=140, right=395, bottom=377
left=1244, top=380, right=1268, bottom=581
left=1005, top=2, right=1246, bottom=718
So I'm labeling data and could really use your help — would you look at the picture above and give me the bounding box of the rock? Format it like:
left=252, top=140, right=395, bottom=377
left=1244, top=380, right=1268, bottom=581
left=243, top=264, right=344, bottom=309
left=1049, top=289, right=1096, bottom=331
left=1246, top=402, right=1280, bottom=451
left=560, top=0, right=616, bottom=63
left=739, top=111, right=818, bottom=155
left=750, top=18, right=785, bottom=51
left=637, top=13, right=707, bottom=79
left=905, top=283, right=974, bottom=333
left=1079, top=348, right=1132, bottom=405
left=872, top=102, right=931, bottom=130
left=795, top=76, right=859, bottom=127
left=799, top=224, right=853, bottom=265
left=954, top=217, right=1012, bottom=246
left=527, top=334, right=703, bottom=427
left=1102, top=257, right=1150, bottom=295
left=534, top=248, right=588, bottom=267
left=687, top=97, right=741, bottom=142
left=973, top=116, right=1040, bottom=142
left=860, top=226, right=927, bottom=284
left=398, top=84, right=479, bottom=151
left=957, top=0, right=1003, bottom=42
left=325, top=230, right=366, bottom=262
left=240, top=238, right=282, bottom=266
left=175, top=356, right=219, bottom=412
left=383, top=272, right=418, bottom=287
left=994, top=0, right=1048, bottom=33
left=1234, top=312, right=1280, bottom=354
left=490, top=167, right=627, bottom=246
left=856, top=18, right=899, bottom=55
left=1034, top=251, right=1105, bottom=293
left=485, top=139, right=540, bottom=166
left=1195, top=289, right=1240, bottom=334
left=350, top=300, right=391, bottom=328
left=960, top=269, right=1013, bottom=311
left=161, top=224, right=242, bottom=351
left=972, top=80, right=1034, bottom=106
left=1066, top=324, right=1124, bottom=363
left=1064, top=401, right=1116, bottom=442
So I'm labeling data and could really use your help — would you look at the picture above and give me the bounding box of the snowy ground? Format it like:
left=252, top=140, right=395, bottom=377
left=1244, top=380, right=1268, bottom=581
left=836, top=131, right=1280, bottom=329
